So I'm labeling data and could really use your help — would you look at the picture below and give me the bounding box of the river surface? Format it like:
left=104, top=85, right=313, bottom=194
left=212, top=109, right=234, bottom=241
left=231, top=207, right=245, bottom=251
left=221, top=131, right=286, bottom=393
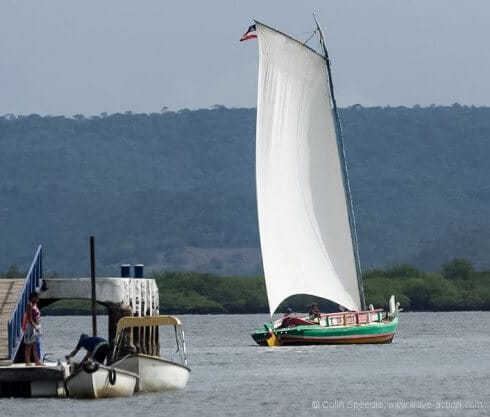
left=1, top=312, right=489, bottom=416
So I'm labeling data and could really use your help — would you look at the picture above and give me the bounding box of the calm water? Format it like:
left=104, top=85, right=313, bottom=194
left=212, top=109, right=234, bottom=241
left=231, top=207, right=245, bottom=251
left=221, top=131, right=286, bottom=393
left=1, top=312, right=489, bottom=416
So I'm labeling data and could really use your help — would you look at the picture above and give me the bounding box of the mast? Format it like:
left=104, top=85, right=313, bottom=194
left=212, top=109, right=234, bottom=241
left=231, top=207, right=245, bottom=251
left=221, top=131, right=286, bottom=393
left=313, top=14, right=366, bottom=310
left=90, top=236, right=97, bottom=336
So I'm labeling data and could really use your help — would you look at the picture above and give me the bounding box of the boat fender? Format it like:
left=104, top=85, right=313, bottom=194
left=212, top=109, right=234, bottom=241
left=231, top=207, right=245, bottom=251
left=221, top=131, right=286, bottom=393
left=109, top=368, right=117, bottom=385
left=81, top=361, right=99, bottom=374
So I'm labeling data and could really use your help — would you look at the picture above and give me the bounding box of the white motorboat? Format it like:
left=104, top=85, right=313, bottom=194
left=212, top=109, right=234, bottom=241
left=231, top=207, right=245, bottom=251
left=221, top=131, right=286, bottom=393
left=64, top=362, right=138, bottom=399
left=111, top=315, right=190, bottom=392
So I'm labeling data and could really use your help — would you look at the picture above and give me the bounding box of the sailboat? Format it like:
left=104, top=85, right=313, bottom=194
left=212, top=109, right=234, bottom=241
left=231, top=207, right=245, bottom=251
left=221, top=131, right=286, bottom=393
left=248, top=19, right=399, bottom=346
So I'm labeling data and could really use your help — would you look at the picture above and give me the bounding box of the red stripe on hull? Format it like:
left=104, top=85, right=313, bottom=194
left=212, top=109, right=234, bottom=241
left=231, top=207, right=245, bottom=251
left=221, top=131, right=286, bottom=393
left=279, top=331, right=395, bottom=345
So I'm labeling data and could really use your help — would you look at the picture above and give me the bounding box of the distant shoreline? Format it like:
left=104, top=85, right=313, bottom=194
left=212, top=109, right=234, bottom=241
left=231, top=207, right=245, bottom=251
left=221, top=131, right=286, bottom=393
left=41, top=307, right=489, bottom=316
left=7, top=261, right=490, bottom=315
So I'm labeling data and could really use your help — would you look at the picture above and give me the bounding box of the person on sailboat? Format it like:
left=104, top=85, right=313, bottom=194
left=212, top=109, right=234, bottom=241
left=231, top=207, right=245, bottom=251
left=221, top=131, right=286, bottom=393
left=309, top=303, right=321, bottom=322
left=65, top=334, right=110, bottom=365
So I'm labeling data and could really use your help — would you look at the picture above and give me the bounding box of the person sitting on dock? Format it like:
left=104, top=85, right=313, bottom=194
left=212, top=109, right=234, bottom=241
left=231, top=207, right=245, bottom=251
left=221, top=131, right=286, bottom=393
left=309, top=303, right=321, bottom=323
left=65, top=334, right=110, bottom=365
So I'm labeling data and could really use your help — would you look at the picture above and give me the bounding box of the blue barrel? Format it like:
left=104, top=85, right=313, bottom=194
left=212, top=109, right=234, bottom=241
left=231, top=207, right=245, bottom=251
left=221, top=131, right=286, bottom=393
left=120, top=264, right=131, bottom=278
left=134, top=264, right=144, bottom=278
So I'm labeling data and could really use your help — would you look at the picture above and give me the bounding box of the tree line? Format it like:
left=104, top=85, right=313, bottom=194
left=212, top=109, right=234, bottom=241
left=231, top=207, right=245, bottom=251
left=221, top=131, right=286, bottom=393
left=4, top=258, right=485, bottom=314
left=152, top=259, right=490, bottom=313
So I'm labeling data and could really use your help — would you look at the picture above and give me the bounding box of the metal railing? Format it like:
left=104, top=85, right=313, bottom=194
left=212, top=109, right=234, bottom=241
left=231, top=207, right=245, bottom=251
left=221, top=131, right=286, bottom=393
left=322, top=309, right=383, bottom=327
left=7, top=245, right=43, bottom=360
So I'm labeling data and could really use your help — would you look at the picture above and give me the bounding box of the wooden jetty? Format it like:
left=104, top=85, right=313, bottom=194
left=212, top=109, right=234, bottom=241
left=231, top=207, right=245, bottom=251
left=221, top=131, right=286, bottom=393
left=0, top=279, right=24, bottom=362
left=0, top=245, right=161, bottom=397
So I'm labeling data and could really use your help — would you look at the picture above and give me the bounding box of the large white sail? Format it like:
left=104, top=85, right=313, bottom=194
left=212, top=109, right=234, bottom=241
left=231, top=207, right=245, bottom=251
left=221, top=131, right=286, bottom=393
left=255, top=22, right=361, bottom=315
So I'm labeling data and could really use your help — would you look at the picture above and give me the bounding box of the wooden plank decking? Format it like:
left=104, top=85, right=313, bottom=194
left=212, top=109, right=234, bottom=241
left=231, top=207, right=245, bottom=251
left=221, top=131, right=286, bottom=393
left=0, top=279, right=25, bottom=360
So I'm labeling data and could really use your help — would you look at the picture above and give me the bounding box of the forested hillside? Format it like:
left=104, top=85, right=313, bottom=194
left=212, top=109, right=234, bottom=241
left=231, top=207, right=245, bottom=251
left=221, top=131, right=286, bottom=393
left=0, top=105, right=488, bottom=275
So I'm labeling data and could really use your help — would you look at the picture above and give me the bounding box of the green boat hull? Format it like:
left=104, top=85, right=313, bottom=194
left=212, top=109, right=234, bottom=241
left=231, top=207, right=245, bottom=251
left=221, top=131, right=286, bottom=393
left=252, top=316, right=398, bottom=346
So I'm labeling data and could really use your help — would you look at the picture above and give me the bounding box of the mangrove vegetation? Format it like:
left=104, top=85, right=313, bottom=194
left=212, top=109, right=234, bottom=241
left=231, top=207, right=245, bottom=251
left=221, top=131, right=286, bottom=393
left=7, top=259, right=486, bottom=315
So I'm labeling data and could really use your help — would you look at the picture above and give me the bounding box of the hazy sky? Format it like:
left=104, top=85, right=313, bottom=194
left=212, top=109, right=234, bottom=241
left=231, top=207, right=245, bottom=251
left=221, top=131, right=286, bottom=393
left=1, top=0, right=489, bottom=116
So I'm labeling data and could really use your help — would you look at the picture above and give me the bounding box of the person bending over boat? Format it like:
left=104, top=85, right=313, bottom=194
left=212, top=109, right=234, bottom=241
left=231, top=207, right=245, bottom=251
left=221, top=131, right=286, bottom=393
left=65, top=334, right=110, bottom=365
left=309, top=303, right=321, bottom=322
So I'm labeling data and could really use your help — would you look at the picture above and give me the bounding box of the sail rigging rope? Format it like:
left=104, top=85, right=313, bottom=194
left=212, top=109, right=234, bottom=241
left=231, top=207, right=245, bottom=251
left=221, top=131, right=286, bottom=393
left=302, top=30, right=318, bottom=46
